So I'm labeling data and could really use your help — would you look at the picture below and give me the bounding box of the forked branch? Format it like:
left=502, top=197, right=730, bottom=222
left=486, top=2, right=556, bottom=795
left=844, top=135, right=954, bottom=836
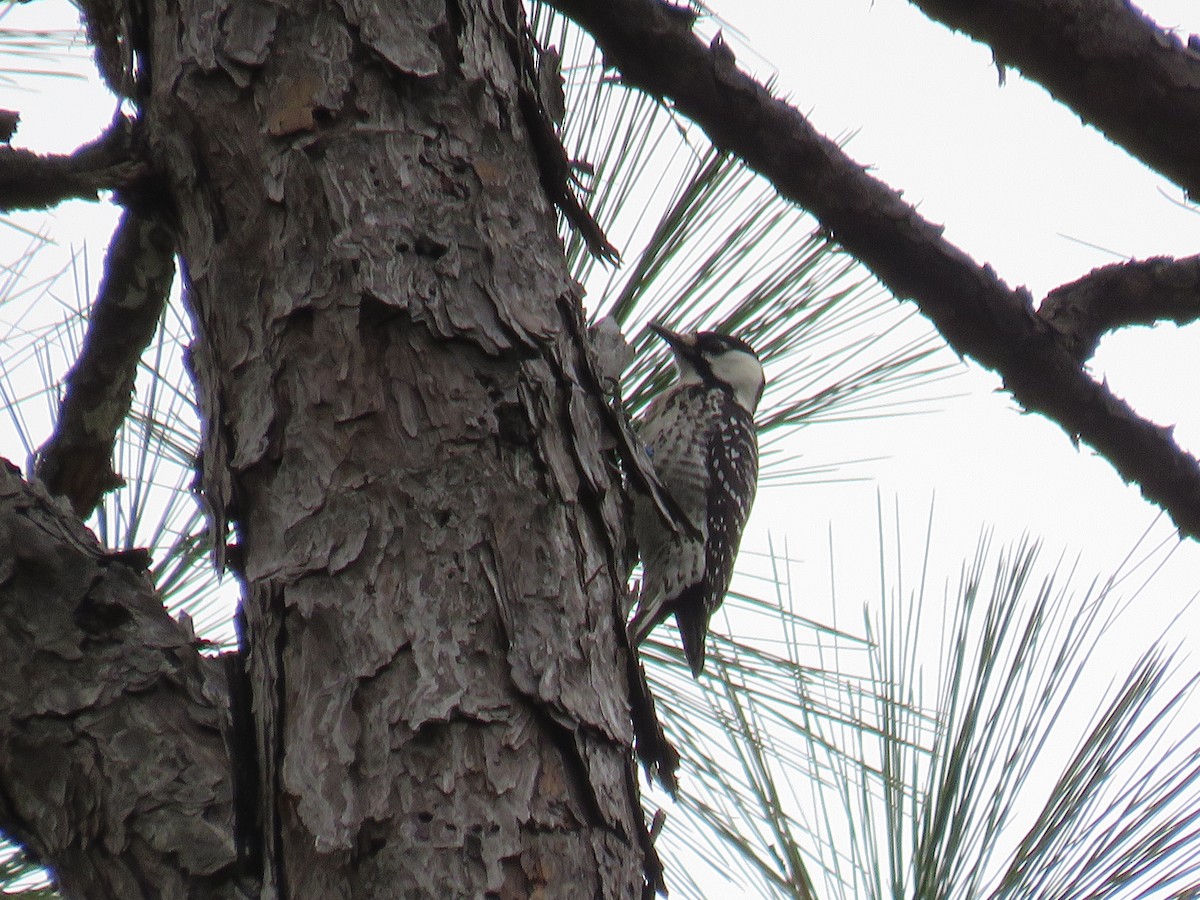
left=1041, top=256, right=1200, bottom=362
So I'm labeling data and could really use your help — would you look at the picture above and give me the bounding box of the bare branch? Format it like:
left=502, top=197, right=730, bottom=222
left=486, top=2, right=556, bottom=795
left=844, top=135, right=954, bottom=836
left=0, top=117, right=144, bottom=213
left=35, top=208, right=176, bottom=518
left=546, top=0, right=1200, bottom=539
left=0, top=461, right=249, bottom=898
left=1041, top=255, right=1200, bottom=362
left=909, top=0, right=1200, bottom=199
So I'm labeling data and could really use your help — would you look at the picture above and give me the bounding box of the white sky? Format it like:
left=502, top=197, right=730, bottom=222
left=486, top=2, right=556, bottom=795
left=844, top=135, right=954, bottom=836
left=698, top=0, right=1200, bottom=658
left=4, top=1, right=1200, bottom=895
left=698, top=5, right=1200, bottom=895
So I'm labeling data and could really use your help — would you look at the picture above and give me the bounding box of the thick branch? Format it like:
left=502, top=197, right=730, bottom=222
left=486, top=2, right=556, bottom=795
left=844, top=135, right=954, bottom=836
left=0, top=117, right=143, bottom=213
left=909, top=0, right=1200, bottom=199
left=1041, top=255, right=1200, bottom=362
left=35, top=209, right=176, bottom=518
left=0, top=461, right=248, bottom=898
left=547, top=0, right=1200, bottom=538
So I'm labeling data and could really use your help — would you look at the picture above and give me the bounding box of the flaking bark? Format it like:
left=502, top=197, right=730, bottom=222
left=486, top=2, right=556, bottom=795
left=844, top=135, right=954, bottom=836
left=0, top=462, right=245, bottom=899
left=144, top=0, right=659, bottom=895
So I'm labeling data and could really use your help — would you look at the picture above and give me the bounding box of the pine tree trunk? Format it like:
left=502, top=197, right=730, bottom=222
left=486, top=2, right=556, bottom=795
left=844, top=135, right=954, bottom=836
left=145, top=0, right=648, bottom=895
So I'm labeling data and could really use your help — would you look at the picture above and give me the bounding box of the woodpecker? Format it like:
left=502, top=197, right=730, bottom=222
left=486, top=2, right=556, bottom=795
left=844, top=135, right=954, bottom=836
left=628, top=325, right=765, bottom=677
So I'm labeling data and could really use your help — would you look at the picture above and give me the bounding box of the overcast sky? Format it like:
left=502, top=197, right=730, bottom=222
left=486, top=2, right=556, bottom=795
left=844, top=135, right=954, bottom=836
left=688, top=0, right=1200, bottom=658
left=692, top=6, right=1200, bottom=892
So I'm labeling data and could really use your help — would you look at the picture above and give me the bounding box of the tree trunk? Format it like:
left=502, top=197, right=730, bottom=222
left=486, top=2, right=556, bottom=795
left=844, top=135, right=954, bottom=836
left=143, top=0, right=649, bottom=896
left=0, top=465, right=245, bottom=899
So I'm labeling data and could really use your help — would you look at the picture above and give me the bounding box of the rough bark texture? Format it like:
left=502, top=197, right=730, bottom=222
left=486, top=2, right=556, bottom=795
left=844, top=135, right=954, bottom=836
left=909, top=0, right=1200, bottom=199
left=145, top=0, right=651, bottom=896
left=548, top=0, right=1200, bottom=541
left=0, top=462, right=244, bottom=899
left=15, top=0, right=1200, bottom=895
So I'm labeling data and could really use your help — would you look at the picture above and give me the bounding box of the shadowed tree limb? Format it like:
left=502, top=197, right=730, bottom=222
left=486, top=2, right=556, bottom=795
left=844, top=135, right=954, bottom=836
left=1041, top=255, right=1200, bottom=363
left=0, top=461, right=250, bottom=898
left=0, top=110, right=18, bottom=144
left=73, top=0, right=138, bottom=98
left=0, top=117, right=143, bottom=213
left=35, top=208, right=176, bottom=518
left=908, top=0, right=1200, bottom=200
left=544, top=0, right=1200, bottom=539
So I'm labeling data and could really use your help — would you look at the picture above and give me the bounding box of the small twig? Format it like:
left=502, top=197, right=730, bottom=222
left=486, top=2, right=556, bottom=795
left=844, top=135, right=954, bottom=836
left=648, top=808, right=666, bottom=842
left=0, top=109, right=18, bottom=144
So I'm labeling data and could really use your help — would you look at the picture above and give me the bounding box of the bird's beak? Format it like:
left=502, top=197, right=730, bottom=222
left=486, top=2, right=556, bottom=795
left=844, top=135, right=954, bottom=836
left=649, top=324, right=696, bottom=357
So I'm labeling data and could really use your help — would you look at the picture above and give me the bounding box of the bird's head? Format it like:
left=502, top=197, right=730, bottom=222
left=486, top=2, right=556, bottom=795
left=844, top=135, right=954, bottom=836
left=650, top=324, right=765, bottom=415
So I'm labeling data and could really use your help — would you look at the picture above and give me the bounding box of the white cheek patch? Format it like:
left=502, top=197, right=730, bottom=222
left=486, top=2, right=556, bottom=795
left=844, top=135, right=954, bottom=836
left=674, top=359, right=704, bottom=386
left=707, top=351, right=765, bottom=414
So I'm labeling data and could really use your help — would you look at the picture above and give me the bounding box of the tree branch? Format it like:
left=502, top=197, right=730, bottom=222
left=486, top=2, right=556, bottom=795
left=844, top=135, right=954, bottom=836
left=0, top=117, right=144, bottom=213
left=0, top=461, right=249, bottom=898
left=908, top=0, right=1200, bottom=199
left=1040, top=255, right=1200, bottom=362
left=35, top=209, right=176, bottom=518
left=546, top=0, right=1200, bottom=539
left=74, top=0, right=138, bottom=98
